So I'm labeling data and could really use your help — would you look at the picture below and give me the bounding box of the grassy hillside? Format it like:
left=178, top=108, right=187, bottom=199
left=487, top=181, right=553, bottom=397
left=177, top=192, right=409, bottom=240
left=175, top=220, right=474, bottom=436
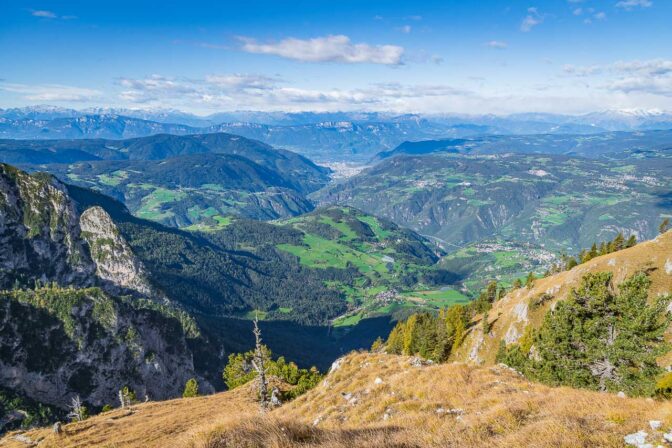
left=454, top=230, right=672, bottom=366
left=40, top=154, right=316, bottom=226
left=273, top=207, right=467, bottom=326
left=316, top=152, right=672, bottom=256
left=6, top=352, right=672, bottom=447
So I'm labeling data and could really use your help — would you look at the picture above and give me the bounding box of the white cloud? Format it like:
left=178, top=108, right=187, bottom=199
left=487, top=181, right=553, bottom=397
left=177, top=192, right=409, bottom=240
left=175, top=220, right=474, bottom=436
left=116, top=75, right=199, bottom=103
left=567, top=58, right=672, bottom=77
left=30, top=9, right=76, bottom=20
left=563, top=58, right=672, bottom=97
left=573, top=8, right=584, bottom=15
left=615, top=0, right=652, bottom=10
left=397, top=25, right=412, bottom=34
left=112, top=73, right=474, bottom=112
left=583, top=11, right=607, bottom=24
left=238, top=35, right=405, bottom=65
left=485, top=40, right=508, bottom=49
left=520, top=7, right=544, bottom=32
left=31, top=10, right=57, bottom=18
left=563, top=64, right=603, bottom=76
left=607, top=76, right=672, bottom=96
left=1, top=83, right=102, bottom=101
left=613, top=59, right=672, bottom=75
left=204, top=74, right=280, bottom=90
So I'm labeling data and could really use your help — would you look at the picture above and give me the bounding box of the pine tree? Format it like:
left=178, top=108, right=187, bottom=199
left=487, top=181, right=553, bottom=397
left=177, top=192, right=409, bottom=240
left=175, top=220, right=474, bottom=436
left=370, top=337, right=385, bottom=352
left=222, top=345, right=322, bottom=399
left=473, top=281, right=498, bottom=313
left=579, top=249, right=589, bottom=264
left=118, top=386, right=136, bottom=408
left=524, top=272, right=670, bottom=395
left=182, top=378, right=199, bottom=398
left=402, top=314, right=418, bottom=355
left=385, top=322, right=405, bottom=354
left=482, top=310, right=491, bottom=334
left=589, top=243, right=598, bottom=259
left=525, top=272, right=536, bottom=288
left=625, top=234, right=637, bottom=248
left=445, top=305, right=468, bottom=354
left=486, top=281, right=498, bottom=303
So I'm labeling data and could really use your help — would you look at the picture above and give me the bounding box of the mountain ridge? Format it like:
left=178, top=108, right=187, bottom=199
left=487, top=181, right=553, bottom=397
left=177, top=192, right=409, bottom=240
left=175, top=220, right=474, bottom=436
left=454, top=230, right=672, bottom=366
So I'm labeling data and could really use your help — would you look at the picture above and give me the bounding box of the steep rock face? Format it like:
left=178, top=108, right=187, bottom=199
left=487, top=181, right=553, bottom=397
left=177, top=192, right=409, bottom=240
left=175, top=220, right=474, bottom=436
left=0, top=164, right=159, bottom=297
left=0, top=164, right=95, bottom=289
left=0, top=287, right=209, bottom=409
left=79, top=206, right=155, bottom=297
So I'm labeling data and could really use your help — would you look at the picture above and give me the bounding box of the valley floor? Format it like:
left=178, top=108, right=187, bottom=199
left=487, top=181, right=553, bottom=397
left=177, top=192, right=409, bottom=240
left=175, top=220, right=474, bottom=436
left=4, top=353, right=672, bottom=447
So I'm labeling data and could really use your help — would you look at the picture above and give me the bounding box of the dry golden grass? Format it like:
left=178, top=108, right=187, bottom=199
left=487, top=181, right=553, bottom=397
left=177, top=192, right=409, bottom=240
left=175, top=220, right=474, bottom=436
left=0, top=383, right=260, bottom=448
left=455, top=230, right=672, bottom=365
left=4, top=352, right=672, bottom=447
left=189, top=353, right=672, bottom=448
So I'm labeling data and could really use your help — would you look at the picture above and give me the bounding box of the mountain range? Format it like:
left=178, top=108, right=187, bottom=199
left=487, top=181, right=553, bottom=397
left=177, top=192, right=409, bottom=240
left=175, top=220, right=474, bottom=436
left=372, top=129, right=672, bottom=162
left=0, top=133, right=330, bottom=225
left=3, top=107, right=672, bottom=162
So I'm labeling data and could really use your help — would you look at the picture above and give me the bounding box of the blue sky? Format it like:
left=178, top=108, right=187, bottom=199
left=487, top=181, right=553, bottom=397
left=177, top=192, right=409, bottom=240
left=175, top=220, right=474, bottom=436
left=1, top=0, right=670, bottom=114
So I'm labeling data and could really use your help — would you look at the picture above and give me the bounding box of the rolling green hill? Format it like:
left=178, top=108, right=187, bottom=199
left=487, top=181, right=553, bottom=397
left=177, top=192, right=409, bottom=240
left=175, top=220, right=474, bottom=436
left=1, top=133, right=331, bottom=226
left=35, top=153, right=316, bottom=226
left=270, top=207, right=466, bottom=326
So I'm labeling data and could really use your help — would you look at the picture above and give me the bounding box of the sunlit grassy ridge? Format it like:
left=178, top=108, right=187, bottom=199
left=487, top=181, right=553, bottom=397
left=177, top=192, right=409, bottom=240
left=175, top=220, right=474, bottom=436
left=454, top=230, right=672, bottom=366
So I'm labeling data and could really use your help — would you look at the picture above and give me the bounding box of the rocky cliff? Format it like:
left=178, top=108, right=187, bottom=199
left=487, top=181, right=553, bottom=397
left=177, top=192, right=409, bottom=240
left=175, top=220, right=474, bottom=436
left=0, top=164, right=95, bottom=290
left=0, top=287, right=207, bottom=410
left=0, top=164, right=211, bottom=420
left=79, top=206, right=156, bottom=297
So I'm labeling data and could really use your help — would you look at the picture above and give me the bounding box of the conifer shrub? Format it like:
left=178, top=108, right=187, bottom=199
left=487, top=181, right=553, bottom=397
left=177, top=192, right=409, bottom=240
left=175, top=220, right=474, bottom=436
left=223, top=346, right=322, bottom=399
left=183, top=378, right=199, bottom=398
left=498, top=272, right=671, bottom=396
